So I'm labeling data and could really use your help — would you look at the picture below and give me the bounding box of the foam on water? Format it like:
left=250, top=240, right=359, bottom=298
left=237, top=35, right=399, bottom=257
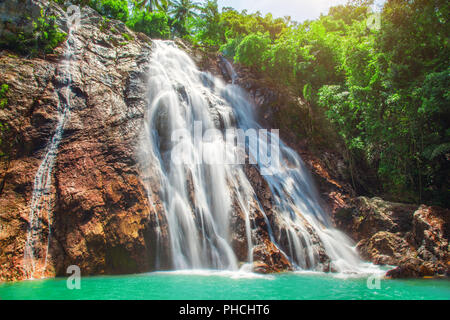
left=153, top=268, right=275, bottom=280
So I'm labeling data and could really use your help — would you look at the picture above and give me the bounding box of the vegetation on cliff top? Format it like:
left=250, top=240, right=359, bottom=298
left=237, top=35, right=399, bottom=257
left=0, top=8, right=66, bottom=56
left=1, top=0, right=449, bottom=207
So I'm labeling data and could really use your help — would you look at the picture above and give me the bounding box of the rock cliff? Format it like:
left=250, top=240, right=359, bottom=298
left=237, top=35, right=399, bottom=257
left=0, top=2, right=160, bottom=281
left=0, top=1, right=448, bottom=282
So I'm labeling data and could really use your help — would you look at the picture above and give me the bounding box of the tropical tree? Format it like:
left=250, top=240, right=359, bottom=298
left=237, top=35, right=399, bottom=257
left=191, top=0, right=225, bottom=47
left=167, top=0, right=200, bottom=36
left=90, top=0, right=129, bottom=22
left=169, top=0, right=200, bottom=24
left=127, top=9, right=171, bottom=39
left=135, top=0, right=170, bottom=13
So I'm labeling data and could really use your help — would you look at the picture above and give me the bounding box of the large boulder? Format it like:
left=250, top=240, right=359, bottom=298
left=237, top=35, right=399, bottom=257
left=335, top=197, right=449, bottom=278
left=387, top=205, right=449, bottom=278
left=386, top=257, right=438, bottom=279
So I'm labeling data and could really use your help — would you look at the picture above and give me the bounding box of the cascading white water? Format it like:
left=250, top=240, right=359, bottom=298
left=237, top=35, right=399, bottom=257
left=23, top=24, right=78, bottom=279
left=139, top=40, right=249, bottom=270
left=140, top=40, right=378, bottom=274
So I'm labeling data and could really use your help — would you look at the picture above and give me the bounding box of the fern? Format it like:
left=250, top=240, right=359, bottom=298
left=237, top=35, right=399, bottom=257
left=423, top=142, right=450, bottom=160
left=303, top=83, right=312, bottom=102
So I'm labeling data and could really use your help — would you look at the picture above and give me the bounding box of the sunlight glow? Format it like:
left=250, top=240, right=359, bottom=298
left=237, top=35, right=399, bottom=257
left=217, top=0, right=386, bottom=22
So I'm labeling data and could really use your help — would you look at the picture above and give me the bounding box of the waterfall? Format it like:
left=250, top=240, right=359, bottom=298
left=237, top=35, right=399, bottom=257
left=139, top=40, right=376, bottom=274
left=23, top=24, right=77, bottom=279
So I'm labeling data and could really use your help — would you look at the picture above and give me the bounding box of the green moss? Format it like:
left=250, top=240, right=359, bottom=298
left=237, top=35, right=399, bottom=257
left=122, top=32, right=133, bottom=41
left=0, top=84, right=9, bottom=109
left=99, top=17, right=111, bottom=33
left=0, top=10, right=66, bottom=56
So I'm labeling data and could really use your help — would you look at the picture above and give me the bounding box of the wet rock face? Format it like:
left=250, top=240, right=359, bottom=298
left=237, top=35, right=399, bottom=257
left=0, top=4, right=159, bottom=281
left=335, top=197, right=449, bottom=278
left=238, top=164, right=330, bottom=273
left=0, top=2, right=317, bottom=280
left=230, top=164, right=294, bottom=273
left=385, top=257, right=437, bottom=278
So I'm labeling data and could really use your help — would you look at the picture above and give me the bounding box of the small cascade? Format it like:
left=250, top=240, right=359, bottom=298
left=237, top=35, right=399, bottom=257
left=219, top=55, right=238, bottom=84
left=23, top=23, right=78, bottom=279
left=140, top=41, right=376, bottom=274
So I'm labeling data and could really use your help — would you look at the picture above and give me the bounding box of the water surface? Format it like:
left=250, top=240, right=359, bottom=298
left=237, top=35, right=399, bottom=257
left=1, top=271, right=448, bottom=300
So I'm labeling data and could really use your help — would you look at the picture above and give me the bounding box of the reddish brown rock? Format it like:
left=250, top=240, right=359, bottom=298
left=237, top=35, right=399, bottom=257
left=412, top=205, right=449, bottom=263
left=386, top=206, right=449, bottom=278
left=357, top=231, right=413, bottom=266
left=335, top=197, right=417, bottom=242
left=1, top=1, right=448, bottom=283
left=213, top=38, right=450, bottom=278
left=252, top=239, right=292, bottom=274
left=0, top=5, right=161, bottom=281
left=386, top=257, right=437, bottom=279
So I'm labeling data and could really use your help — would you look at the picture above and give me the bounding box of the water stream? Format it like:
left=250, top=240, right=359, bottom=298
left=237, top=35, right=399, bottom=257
left=23, top=23, right=78, bottom=279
